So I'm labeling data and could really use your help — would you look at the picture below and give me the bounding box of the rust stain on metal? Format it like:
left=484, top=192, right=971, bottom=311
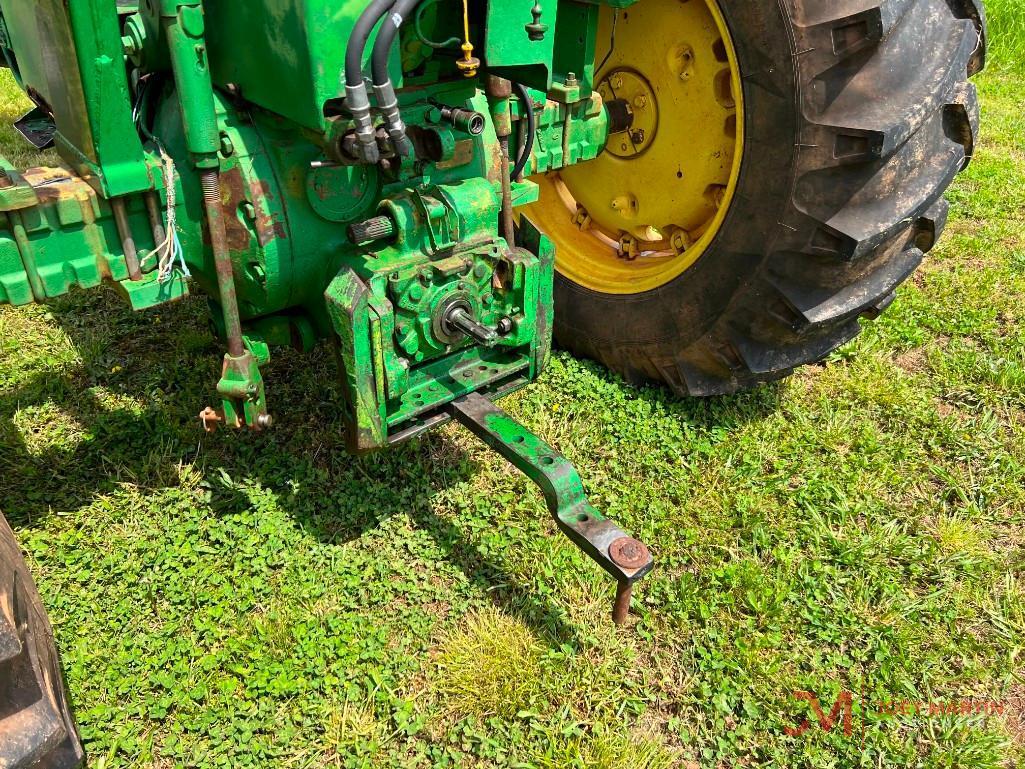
left=219, top=167, right=287, bottom=251
left=80, top=195, right=112, bottom=280
left=248, top=179, right=287, bottom=247
left=199, top=406, right=224, bottom=433
left=612, top=581, right=632, bottom=625
left=219, top=166, right=255, bottom=252
left=27, top=168, right=91, bottom=204
left=609, top=536, right=650, bottom=570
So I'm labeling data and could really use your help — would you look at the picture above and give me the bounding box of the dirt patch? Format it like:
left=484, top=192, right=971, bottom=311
left=1005, top=682, right=1024, bottom=751
left=894, top=347, right=927, bottom=374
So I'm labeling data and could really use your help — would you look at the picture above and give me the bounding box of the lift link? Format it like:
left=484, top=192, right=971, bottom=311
left=162, top=0, right=270, bottom=430
left=447, top=393, right=654, bottom=624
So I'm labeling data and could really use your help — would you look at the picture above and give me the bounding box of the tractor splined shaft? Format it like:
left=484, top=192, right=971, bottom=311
left=445, top=306, right=499, bottom=347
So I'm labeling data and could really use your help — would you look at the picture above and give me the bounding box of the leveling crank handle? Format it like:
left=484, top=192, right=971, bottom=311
left=447, top=393, right=654, bottom=624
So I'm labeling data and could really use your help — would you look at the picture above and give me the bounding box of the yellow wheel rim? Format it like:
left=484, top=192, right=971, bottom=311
left=524, top=0, right=744, bottom=295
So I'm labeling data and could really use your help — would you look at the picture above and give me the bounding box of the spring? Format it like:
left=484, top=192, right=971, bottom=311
left=200, top=170, right=219, bottom=203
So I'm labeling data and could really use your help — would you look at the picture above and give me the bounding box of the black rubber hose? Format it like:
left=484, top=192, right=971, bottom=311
left=346, top=0, right=396, bottom=88
left=372, top=0, right=421, bottom=86
left=512, top=83, right=536, bottom=181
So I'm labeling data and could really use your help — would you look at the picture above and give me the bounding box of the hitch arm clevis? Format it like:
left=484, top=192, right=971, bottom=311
left=447, top=393, right=654, bottom=624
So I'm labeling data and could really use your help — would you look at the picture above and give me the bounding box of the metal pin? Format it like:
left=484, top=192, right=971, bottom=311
left=144, top=191, right=166, bottom=249
left=111, top=198, right=142, bottom=280
left=612, top=581, right=632, bottom=625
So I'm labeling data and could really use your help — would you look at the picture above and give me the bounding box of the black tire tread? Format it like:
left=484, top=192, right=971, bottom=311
left=0, top=514, right=83, bottom=769
left=553, top=0, right=986, bottom=397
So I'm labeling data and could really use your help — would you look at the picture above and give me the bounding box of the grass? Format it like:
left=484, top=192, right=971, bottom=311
left=986, top=0, right=1025, bottom=72
left=1, top=6, right=1024, bottom=769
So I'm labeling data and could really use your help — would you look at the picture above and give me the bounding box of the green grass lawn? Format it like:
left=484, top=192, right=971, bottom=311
left=2, top=9, right=1024, bottom=769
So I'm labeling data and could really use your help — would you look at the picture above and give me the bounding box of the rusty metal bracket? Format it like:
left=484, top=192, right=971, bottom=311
left=447, top=392, right=654, bottom=624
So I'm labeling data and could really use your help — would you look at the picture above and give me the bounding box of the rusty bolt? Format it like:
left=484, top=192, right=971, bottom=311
left=199, top=407, right=223, bottom=433
left=609, top=537, right=650, bottom=570
left=612, top=581, right=632, bottom=625
left=671, top=229, right=692, bottom=255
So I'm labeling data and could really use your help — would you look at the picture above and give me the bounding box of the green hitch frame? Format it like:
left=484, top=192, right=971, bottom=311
left=448, top=392, right=654, bottom=624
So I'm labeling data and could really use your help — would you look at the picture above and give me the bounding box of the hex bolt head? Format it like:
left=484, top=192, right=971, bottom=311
left=609, top=537, right=651, bottom=570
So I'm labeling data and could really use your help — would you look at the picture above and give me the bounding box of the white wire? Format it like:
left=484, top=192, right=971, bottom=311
left=155, top=144, right=182, bottom=283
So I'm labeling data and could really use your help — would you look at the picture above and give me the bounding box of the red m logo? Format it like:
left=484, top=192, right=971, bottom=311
left=785, top=690, right=854, bottom=737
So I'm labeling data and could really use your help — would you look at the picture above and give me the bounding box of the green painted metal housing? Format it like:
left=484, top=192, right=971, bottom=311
left=0, top=0, right=153, bottom=196
left=0, top=0, right=620, bottom=445
left=0, top=0, right=655, bottom=617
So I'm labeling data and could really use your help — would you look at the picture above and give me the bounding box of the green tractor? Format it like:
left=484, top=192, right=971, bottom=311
left=0, top=0, right=985, bottom=764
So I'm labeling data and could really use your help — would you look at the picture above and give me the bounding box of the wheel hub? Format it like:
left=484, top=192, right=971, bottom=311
left=524, top=0, right=744, bottom=295
left=600, top=68, right=659, bottom=160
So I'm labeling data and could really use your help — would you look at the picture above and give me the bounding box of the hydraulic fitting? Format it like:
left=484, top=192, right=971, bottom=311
left=373, top=81, right=414, bottom=158
left=435, top=106, right=486, bottom=136
left=344, top=83, right=380, bottom=165
left=343, top=0, right=394, bottom=165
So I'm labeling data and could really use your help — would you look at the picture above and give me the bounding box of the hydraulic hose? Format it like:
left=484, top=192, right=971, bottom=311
left=345, top=0, right=396, bottom=163
left=414, top=0, right=462, bottom=49
left=371, top=0, right=421, bottom=157
left=371, top=0, right=417, bottom=84
left=345, top=0, right=395, bottom=87
left=512, top=83, right=536, bottom=181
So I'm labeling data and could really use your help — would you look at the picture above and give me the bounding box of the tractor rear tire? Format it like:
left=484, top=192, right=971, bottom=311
left=550, top=0, right=987, bottom=395
left=0, top=513, right=83, bottom=769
